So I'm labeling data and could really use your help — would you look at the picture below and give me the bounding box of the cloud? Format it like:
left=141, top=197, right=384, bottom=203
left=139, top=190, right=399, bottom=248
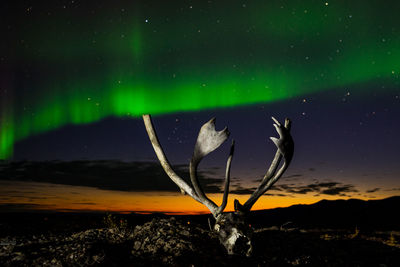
left=252, top=173, right=303, bottom=183
left=320, top=186, right=356, bottom=195
left=0, top=161, right=281, bottom=196
left=230, top=187, right=257, bottom=195
left=0, top=203, right=45, bottom=212
left=384, top=188, right=400, bottom=191
left=0, top=161, right=360, bottom=198
left=273, top=181, right=358, bottom=196
left=279, top=184, right=313, bottom=194
left=366, top=188, right=380, bottom=193
left=282, top=174, right=303, bottom=181
left=229, top=182, right=288, bottom=196
left=284, top=174, right=303, bottom=178
left=0, top=160, right=226, bottom=194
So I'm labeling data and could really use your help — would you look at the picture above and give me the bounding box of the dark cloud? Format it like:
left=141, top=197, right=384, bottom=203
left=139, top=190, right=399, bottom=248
left=0, top=203, right=45, bottom=212
left=229, top=182, right=288, bottom=196
left=251, top=174, right=303, bottom=183
left=284, top=174, right=303, bottom=178
left=321, top=186, right=356, bottom=195
left=274, top=181, right=358, bottom=196
left=265, top=193, right=287, bottom=197
left=199, top=184, right=224, bottom=194
left=252, top=178, right=263, bottom=183
left=384, top=188, right=400, bottom=191
left=24, top=196, right=49, bottom=200
left=366, top=188, right=380, bottom=193
left=194, top=167, right=222, bottom=178
left=282, top=174, right=303, bottom=181
left=279, top=184, right=313, bottom=194
left=230, top=187, right=257, bottom=195
left=0, top=161, right=360, bottom=198
left=0, top=161, right=281, bottom=196
left=269, top=186, right=283, bottom=191
left=0, top=160, right=226, bottom=193
left=1, top=195, right=54, bottom=201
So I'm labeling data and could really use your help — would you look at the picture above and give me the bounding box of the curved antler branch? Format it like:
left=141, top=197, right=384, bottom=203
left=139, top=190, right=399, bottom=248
left=216, top=139, right=235, bottom=215
left=143, top=114, right=233, bottom=218
left=235, top=117, right=294, bottom=213
left=142, top=114, right=202, bottom=203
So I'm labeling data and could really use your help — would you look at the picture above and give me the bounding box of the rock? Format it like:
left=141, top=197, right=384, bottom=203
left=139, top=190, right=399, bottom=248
left=133, top=241, right=141, bottom=250
left=11, top=252, right=24, bottom=261
left=182, top=230, right=190, bottom=236
left=129, top=217, right=219, bottom=265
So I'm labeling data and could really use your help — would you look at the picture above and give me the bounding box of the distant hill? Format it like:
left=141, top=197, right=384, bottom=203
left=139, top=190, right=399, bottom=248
left=249, top=196, right=400, bottom=230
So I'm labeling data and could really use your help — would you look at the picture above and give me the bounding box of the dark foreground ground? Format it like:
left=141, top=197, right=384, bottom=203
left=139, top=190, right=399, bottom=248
left=0, top=212, right=399, bottom=266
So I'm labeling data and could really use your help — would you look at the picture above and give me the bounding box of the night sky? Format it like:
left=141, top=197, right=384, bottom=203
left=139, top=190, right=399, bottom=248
left=0, top=0, right=399, bottom=213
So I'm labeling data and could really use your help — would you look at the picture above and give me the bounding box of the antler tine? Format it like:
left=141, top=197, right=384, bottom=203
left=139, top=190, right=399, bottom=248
left=142, top=115, right=202, bottom=203
left=190, top=117, right=230, bottom=217
left=216, top=139, right=235, bottom=216
left=259, top=117, right=291, bottom=182
left=235, top=117, right=294, bottom=213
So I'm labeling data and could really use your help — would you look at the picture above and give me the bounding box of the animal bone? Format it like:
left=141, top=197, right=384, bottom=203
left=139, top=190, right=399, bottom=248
left=142, top=114, right=294, bottom=256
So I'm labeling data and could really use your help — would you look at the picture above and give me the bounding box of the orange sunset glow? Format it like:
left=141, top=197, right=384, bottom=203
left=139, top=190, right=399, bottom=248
left=0, top=180, right=391, bottom=214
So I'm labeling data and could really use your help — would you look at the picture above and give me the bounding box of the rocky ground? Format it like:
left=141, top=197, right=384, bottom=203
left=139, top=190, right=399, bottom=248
left=0, top=216, right=399, bottom=266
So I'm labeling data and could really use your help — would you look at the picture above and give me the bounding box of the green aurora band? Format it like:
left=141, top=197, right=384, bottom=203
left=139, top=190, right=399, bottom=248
left=1, top=0, right=400, bottom=159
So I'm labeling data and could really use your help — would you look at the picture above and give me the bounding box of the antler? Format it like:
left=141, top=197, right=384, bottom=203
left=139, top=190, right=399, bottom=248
left=142, top=114, right=234, bottom=218
left=234, top=116, right=294, bottom=213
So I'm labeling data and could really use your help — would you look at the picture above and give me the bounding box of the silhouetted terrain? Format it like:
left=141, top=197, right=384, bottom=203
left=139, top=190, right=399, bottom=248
left=1, top=196, right=399, bottom=237
left=0, top=197, right=399, bottom=266
left=249, top=196, right=400, bottom=230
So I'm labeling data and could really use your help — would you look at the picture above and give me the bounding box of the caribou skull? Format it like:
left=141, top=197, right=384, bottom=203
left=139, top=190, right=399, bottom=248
left=142, top=114, right=294, bottom=256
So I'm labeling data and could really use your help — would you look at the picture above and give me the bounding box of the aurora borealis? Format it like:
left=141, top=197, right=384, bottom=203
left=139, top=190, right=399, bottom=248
left=2, top=0, right=400, bottom=159
left=0, top=0, right=399, bottom=213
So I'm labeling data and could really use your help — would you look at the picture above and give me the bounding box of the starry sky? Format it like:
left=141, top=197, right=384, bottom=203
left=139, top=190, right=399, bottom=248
left=0, top=0, right=399, bottom=213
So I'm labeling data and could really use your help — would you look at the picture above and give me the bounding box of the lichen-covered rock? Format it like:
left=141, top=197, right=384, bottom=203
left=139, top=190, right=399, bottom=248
left=0, top=227, right=136, bottom=266
left=130, top=217, right=221, bottom=264
left=0, top=217, right=224, bottom=266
